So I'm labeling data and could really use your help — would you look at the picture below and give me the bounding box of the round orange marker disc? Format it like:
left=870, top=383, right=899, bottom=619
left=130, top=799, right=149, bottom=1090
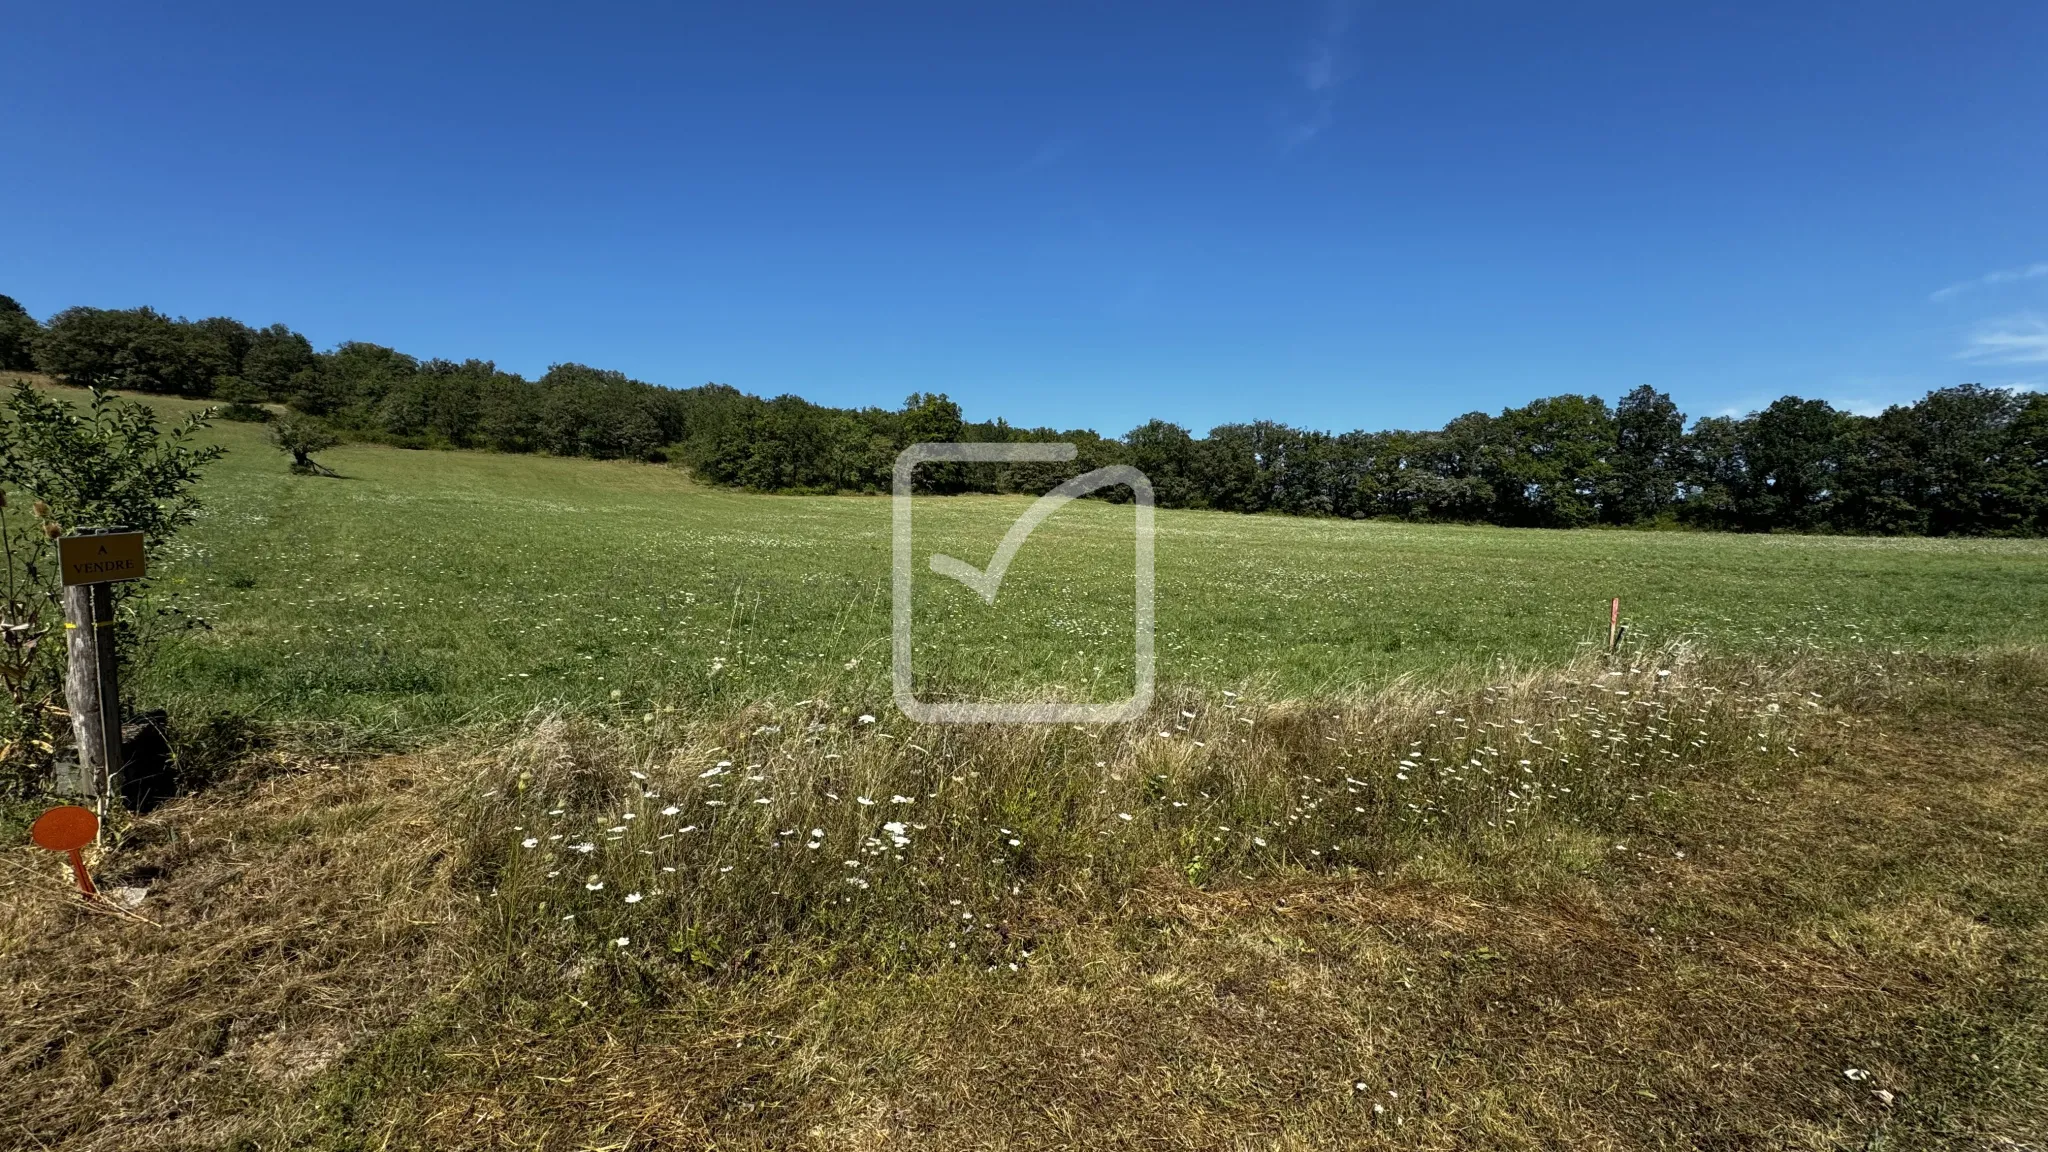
left=30, top=805, right=98, bottom=852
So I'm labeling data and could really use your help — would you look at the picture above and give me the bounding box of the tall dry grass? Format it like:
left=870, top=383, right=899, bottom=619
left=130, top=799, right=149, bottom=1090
left=450, top=642, right=1826, bottom=982
left=10, top=643, right=2040, bottom=1150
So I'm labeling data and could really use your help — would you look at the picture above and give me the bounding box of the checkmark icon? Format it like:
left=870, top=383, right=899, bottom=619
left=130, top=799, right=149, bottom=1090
left=928, top=467, right=1129, bottom=605
left=892, top=442, right=1156, bottom=724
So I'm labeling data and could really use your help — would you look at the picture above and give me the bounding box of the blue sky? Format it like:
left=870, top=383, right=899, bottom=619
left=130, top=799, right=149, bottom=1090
left=4, top=1, right=2045, bottom=435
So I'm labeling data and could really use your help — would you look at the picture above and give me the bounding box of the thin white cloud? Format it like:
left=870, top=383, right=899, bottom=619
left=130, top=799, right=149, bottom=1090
left=1930, top=261, right=2048, bottom=302
left=1297, top=1, right=1353, bottom=92
left=1958, top=314, right=2048, bottom=365
left=1283, top=0, right=1357, bottom=149
left=1018, top=137, right=1070, bottom=174
left=1282, top=103, right=1334, bottom=150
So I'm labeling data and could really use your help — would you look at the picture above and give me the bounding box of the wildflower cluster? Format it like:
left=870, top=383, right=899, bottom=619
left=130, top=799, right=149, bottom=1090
left=467, top=645, right=1819, bottom=977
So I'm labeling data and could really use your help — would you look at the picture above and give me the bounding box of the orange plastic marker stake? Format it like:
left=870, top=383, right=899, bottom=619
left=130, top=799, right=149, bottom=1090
left=29, top=805, right=99, bottom=898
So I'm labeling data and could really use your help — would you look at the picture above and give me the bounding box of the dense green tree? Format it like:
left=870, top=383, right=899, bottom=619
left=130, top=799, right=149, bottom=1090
left=1263, top=433, right=1339, bottom=515
left=1994, top=393, right=2048, bottom=536
left=323, top=342, right=419, bottom=411
left=536, top=364, right=669, bottom=460
left=1677, top=415, right=1745, bottom=527
left=1835, top=406, right=1926, bottom=535
left=35, top=307, right=192, bottom=393
left=1418, top=413, right=1504, bottom=521
left=1488, top=394, right=1615, bottom=527
left=672, top=384, right=759, bottom=473
left=1349, top=430, right=1408, bottom=518
left=689, top=393, right=894, bottom=491
left=373, top=358, right=512, bottom=447
left=474, top=373, right=541, bottom=452
left=1907, top=384, right=2031, bottom=535
left=29, top=307, right=248, bottom=395
left=899, top=392, right=963, bottom=444
left=746, top=396, right=847, bottom=489
left=896, top=392, right=968, bottom=492
left=241, top=324, right=316, bottom=396
left=1735, top=397, right=1852, bottom=531
left=1837, top=384, right=2044, bottom=536
left=1604, top=385, right=1685, bottom=524
left=187, top=316, right=255, bottom=393
left=0, top=295, right=38, bottom=372
left=1126, top=419, right=1201, bottom=507
left=1191, top=424, right=1268, bottom=513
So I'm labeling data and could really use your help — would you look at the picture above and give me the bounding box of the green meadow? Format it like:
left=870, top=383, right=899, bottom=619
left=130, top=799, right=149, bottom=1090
left=88, top=384, right=2048, bottom=740
left=11, top=384, right=2048, bottom=1150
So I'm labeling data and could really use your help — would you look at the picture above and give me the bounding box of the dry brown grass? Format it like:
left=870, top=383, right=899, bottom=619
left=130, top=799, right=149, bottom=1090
left=0, top=753, right=473, bottom=1150
left=4, top=649, right=2044, bottom=1150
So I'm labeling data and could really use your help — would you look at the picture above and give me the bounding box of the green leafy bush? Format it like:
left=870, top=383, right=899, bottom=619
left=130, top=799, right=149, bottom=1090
left=270, top=413, right=340, bottom=475
left=0, top=383, right=222, bottom=793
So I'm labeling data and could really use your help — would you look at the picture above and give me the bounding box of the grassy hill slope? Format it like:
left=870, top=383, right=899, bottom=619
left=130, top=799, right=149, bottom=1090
left=21, top=380, right=2032, bottom=740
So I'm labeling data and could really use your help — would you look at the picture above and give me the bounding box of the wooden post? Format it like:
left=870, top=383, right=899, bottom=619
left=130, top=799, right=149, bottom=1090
left=92, top=582, right=121, bottom=802
left=59, top=527, right=144, bottom=807
left=62, top=582, right=122, bottom=803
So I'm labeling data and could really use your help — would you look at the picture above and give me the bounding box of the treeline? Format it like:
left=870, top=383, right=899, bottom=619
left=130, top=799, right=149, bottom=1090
left=0, top=298, right=713, bottom=461
left=3, top=295, right=2044, bottom=535
left=1126, top=388, right=2048, bottom=535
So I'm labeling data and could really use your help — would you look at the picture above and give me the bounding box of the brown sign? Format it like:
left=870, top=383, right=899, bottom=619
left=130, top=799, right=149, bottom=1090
left=59, top=532, right=147, bottom=586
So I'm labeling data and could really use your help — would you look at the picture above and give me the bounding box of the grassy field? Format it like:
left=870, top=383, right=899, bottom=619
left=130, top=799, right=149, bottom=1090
left=47, top=382, right=2045, bottom=741
left=6, top=646, right=2044, bottom=1149
left=4, top=381, right=2046, bottom=1150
